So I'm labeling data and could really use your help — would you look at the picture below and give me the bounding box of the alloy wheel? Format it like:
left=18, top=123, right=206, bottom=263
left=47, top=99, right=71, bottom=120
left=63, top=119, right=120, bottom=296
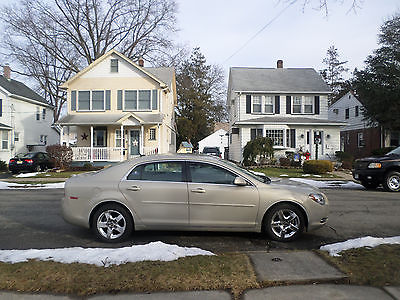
left=96, top=209, right=127, bottom=240
left=270, top=208, right=301, bottom=239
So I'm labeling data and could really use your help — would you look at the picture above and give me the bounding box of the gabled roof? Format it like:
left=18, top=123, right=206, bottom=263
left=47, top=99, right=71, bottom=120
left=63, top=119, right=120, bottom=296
left=229, top=67, right=330, bottom=93
left=60, top=49, right=171, bottom=89
left=0, top=75, right=49, bottom=105
left=0, top=122, right=12, bottom=130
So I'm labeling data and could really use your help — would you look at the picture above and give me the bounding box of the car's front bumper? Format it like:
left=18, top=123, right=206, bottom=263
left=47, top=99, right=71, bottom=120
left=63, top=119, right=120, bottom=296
left=352, top=168, right=385, bottom=183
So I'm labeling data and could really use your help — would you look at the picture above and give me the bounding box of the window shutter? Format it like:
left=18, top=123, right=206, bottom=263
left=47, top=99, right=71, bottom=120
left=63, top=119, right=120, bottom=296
left=106, top=90, right=111, bottom=110
left=246, top=95, right=251, bottom=114
left=71, top=91, right=76, bottom=111
left=250, top=129, right=256, bottom=140
left=307, top=131, right=310, bottom=144
left=286, top=96, right=291, bottom=114
left=117, top=90, right=123, bottom=110
left=152, top=90, right=158, bottom=110
left=314, top=96, right=320, bottom=115
left=275, top=96, right=280, bottom=114
left=0, top=99, right=2, bottom=117
left=290, top=129, right=296, bottom=148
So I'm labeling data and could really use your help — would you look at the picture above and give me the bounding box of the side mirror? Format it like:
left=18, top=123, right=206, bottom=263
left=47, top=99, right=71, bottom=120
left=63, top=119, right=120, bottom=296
left=234, top=176, right=247, bottom=186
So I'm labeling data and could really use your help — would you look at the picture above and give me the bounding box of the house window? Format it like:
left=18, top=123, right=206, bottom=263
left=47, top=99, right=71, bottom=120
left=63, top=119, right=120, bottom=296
left=125, top=90, right=138, bottom=110
left=1, top=130, right=8, bottom=149
left=304, top=96, right=313, bottom=113
left=252, top=95, right=262, bottom=113
left=345, top=108, right=350, bottom=119
left=94, top=128, right=107, bottom=147
left=78, top=91, right=90, bottom=110
left=292, top=96, right=302, bottom=114
left=355, top=106, right=359, bottom=117
left=333, top=108, right=339, bottom=114
left=14, top=132, right=19, bottom=142
left=42, top=108, right=46, bottom=120
left=123, top=90, right=153, bottom=111
left=40, top=135, right=48, bottom=145
left=250, top=128, right=263, bottom=140
left=115, top=129, right=122, bottom=147
left=36, top=107, right=40, bottom=120
left=265, top=129, right=283, bottom=146
left=149, top=128, right=156, bottom=140
left=110, top=59, right=118, bottom=72
left=357, top=132, right=364, bottom=148
left=264, top=96, right=274, bottom=113
left=138, top=90, right=151, bottom=110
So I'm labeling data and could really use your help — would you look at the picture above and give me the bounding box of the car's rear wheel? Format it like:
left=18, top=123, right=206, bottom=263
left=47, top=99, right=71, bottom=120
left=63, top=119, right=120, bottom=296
left=92, top=204, right=133, bottom=243
left=360, top=180, right=379, bottom=190
left=383, top=171, right=400, bottom=192
left=264, top=203, right=305, bottom=242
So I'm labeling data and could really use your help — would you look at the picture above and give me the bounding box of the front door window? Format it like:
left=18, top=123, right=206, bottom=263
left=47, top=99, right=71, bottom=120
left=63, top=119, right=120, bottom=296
left=94, top=129, right=106, bottom=147
left=130, top=130, right=140, bottom=156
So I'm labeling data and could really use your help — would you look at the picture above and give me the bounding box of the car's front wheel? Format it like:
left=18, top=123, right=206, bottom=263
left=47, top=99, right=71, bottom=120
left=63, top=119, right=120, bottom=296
left=264, top=203, right=305, bottom=242
left=92, top=204, right=133, bottom=243
left=383, top=171, right=400, bottom=192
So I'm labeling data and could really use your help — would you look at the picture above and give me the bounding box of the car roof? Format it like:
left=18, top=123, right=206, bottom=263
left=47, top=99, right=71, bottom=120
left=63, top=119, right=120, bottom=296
left=127, top=153, right=223, bottom=164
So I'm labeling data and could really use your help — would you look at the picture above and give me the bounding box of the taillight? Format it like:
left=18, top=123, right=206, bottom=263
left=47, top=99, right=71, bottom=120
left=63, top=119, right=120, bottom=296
left=24, top=159, right=33, bottom=164
left=9, top=159, right=15, bottom=163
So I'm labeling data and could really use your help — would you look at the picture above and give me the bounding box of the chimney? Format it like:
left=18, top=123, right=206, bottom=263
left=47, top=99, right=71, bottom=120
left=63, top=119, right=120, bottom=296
left=138, top=58, right=144, bottom=67
left=3, top=64, right=11, bottom=79
left=277, top=60, right=283, bottom=69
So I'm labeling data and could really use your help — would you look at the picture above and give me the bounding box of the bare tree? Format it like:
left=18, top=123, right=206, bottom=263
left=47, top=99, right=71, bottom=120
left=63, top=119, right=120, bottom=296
left=283, top=0, right=364, bottom=15
left=0, top=0, right=178, bottom=121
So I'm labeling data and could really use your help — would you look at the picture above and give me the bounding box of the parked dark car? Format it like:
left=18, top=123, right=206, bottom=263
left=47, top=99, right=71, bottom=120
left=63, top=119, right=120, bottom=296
left=202, top=147, right=221, bottom=157
left=8, top=152, right=54, bottom=174
left=352, top=146, right=400, bottom=192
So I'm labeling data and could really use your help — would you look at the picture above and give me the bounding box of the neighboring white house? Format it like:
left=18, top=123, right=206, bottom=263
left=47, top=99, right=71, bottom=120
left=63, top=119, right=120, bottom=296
left=328, top=91, right=397, bottom=158
left=0, top=66, right=59, bottom=162
left=57, top=49, right=177, bottom=162
left=198, top=128, right=228, bottom=159
left=227, top=60, right=345, bottom=162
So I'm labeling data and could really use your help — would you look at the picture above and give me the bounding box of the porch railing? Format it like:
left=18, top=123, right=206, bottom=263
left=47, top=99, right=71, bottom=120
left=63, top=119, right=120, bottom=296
left=72, top=146, right=159, bottom=161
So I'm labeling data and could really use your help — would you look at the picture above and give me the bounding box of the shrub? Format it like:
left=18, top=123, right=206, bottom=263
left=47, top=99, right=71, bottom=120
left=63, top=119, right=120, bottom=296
left=0, top=160, right=7, bottom=171
left=303, top=160, right=333, bottom=174
left=341, top=160, right=353, bottom=170
left=335, top=151, right=354, bottom=162
left=46, top=144, right=73, bottom=169
left=279, top=157, right=291, bottom=167
left=243, top=137, right=274, bottom=166
left=371, top=147, right=396, bottom=156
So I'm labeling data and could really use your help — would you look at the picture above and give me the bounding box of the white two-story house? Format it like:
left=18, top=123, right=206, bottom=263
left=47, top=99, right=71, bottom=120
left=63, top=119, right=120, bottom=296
left=328, top=91, right=397, bottom=158
left=0, top=66, right=59, bottom=162
left=57, top=50, right=177, bottom=162
left=227, top=60, right=344, bottom=162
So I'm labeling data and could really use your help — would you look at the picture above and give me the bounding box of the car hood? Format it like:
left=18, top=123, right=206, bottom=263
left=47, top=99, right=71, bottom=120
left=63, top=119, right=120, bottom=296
left=260, top=178, right=321, bottom=198
left=356, top=154, right=400, bottom=162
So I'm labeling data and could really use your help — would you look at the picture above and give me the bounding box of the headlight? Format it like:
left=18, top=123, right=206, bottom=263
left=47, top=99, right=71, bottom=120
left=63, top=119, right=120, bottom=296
left=368, top=163, right=382, bottom=169
left=309, top=193, right=326, bottom=205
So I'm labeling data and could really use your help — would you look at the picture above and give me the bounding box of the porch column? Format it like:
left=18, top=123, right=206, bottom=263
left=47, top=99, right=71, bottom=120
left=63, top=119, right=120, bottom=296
left=66, top=126, right=70, bottom=146
left=90, top=126, right=93, bottom=163
left=157, top=124, right=161, bottom=154
left=140, top=125, right=144, bottom=155
left=60, top=126, right=64, bottom=145
left=120, top=125, right=124, bottom=161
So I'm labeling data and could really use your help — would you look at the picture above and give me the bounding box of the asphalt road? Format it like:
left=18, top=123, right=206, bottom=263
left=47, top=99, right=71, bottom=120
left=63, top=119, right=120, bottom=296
left=0, top=187, right=399, bottom=251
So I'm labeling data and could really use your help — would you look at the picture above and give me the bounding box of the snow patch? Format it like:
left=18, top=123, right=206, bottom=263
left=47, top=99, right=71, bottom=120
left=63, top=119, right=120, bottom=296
left=320, top=236, right=400, bottom=256
left=279, top=174, right=288, bottom=177
left=290, top=178, right=364, bottom=189
left=0, top=242, right=214, bottom=266
left=0, top=181, right=65, bottom=189
left=15, top=172, right=43, bottom=178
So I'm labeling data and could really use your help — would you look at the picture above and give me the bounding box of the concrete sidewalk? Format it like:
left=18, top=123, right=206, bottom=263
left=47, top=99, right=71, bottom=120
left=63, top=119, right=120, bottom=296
left=0, top=250, right=398, bottom=299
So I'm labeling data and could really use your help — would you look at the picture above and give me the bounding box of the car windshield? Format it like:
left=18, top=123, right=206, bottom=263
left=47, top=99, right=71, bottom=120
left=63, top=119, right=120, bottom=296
left=22, top=153, right=36, bottom=158
left=203, top=148, right=219, bottom=153
left=15, top=153, right=27, bottom=158
left=222, top=160, right=268, bottom=184
left=387, top=146, right=400, bottom=155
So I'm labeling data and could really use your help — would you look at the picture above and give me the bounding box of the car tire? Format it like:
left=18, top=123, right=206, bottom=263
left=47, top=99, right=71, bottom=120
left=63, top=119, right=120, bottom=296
left=92, top=203, right=133, bottom=243
left=34, top=165, right=41, bottom=172
left=264, top=203, right=305, bottom=242
left=360, top=180, right=379, bottom=190
left=383, top=171, right=400, bottom=192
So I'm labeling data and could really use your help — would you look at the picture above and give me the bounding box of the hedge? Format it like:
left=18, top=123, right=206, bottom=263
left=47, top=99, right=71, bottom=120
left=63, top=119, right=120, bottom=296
left=303, top=160, right=333, bottom=174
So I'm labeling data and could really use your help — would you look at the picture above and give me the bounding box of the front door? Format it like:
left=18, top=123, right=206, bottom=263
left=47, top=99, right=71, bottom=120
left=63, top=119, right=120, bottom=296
left=130, top=130, right=140, bottom=156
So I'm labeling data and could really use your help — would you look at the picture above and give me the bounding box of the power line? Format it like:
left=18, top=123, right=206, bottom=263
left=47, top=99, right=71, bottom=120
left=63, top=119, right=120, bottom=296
left=223, top=1, right=296, bottom=64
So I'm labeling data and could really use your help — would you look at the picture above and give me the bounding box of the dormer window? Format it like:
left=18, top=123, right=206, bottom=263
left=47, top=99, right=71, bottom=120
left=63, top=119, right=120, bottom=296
left=110, top=59, right=119, bottom=72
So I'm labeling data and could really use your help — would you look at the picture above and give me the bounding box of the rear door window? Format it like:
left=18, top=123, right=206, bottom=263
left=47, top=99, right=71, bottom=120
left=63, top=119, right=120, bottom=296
left=127, top=161, right=185, bottom=182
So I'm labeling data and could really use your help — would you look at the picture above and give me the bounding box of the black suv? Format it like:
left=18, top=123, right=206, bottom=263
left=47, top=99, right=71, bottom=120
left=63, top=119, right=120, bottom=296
left=352, top=146, right=400, bottom=192
left=202, top=147, right=222, bottom=157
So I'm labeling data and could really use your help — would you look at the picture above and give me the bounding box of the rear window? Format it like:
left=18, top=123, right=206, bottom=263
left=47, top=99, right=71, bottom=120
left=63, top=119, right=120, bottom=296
left=203, top=147, right=219, bottom=153
left=23, top=153, right=36, bottom=158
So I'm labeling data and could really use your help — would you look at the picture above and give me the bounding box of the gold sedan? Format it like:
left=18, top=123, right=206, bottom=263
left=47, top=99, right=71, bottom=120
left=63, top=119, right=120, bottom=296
left=62, top=155, right=328, bottom=243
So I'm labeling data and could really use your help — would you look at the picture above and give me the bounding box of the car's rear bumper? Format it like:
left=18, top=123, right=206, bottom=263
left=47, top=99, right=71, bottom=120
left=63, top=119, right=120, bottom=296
left=8, top=164, right=37, bottom=172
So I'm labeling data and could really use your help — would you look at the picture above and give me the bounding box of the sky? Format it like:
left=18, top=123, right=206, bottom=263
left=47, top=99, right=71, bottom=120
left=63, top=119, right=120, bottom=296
left=175, top=0, right=400, bottom=78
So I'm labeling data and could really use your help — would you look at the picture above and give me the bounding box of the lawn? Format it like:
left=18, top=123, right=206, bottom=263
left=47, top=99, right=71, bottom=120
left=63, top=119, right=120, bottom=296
left=252, top=167, right=338, bottom=178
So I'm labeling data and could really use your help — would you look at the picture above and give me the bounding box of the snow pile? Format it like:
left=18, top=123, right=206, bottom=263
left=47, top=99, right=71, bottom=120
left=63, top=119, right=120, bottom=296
left=0, top=242, right=214, bottom=267
left=320, top=236, right=400, bottom=256
left=15, top=172, right=43, bottom=178
left=290, top=178, right=364, bottom=189
left=0, top=181, right=65, bottom=189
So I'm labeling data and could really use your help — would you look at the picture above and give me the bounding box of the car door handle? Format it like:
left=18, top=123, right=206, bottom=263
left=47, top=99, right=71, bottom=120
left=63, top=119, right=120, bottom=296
left=191, top=188, right=205, bottom=193
left=127, top=185, right=141, bottom=191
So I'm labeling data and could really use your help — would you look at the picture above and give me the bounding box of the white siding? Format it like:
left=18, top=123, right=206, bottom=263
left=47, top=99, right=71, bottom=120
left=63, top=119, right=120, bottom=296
left=198, top=129, right=228, bottom=158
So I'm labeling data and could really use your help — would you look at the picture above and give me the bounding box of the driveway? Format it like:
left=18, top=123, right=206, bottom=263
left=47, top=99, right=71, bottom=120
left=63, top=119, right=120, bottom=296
left=0, top=187, right=398, bottom=251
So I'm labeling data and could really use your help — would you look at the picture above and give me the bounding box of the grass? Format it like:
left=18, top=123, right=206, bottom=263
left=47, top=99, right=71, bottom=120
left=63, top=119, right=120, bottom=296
left=318, top=244, right=400, bottom=286
left=253, top=167, right=338, bottom=178
left=0, top=253, right=258, bottom=299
